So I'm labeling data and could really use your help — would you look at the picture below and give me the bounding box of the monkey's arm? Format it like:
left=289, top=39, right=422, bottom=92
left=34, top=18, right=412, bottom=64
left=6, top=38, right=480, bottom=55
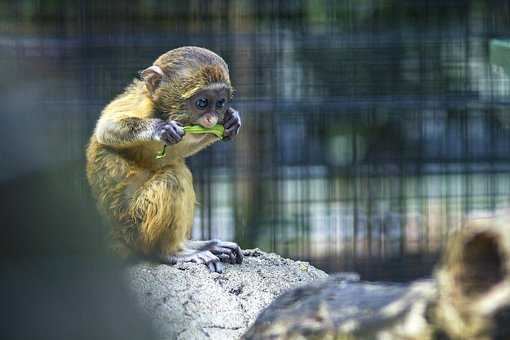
left=95, top=115, right=184, bottom=147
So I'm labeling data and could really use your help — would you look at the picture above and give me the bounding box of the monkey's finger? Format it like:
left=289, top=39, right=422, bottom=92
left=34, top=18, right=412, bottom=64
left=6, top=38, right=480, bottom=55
left=161, top=134, right=177, bottom=145
left=158, top=128, right=175, bottom=143
left=223, top=116, right=239, bottom=130
left=168, top=123, right=185, bottom=137
left=169, top=129, right=183, bottom=142
left=164, top=125, right=184, bottom=141
left=225, top=125, right=240, bottom=137
left=223, top=117, right=235, bottom=129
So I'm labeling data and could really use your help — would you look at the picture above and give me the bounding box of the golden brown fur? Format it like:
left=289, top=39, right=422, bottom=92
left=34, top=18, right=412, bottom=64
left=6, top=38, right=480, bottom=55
left=86, top=47, right=232, bottom=259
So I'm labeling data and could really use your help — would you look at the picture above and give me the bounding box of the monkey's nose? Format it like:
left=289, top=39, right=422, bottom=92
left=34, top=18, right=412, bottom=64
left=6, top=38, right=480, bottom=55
left=202, top=114, right=218, bottom=128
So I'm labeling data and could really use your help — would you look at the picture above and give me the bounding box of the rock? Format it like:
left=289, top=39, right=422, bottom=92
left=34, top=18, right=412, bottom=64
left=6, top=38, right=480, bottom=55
left=243, top=216, right=510, bottom=339
left=125, top=249, right=329, bottom=340
left=242, top=276, right=435, bottom=340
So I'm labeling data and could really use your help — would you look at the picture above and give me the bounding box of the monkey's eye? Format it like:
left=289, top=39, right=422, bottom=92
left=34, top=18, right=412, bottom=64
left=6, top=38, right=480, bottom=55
left=216, top=99, right=226, bottom=109
left=195, top=97, right=208, bottom=110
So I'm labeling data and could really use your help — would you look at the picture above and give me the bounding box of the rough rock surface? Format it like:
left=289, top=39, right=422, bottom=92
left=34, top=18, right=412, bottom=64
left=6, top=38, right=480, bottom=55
left=242, top=275, right=434, bottom=339
left=125, top=249, right=329, bottom=340
left=243, top=217, right=510, bottom=339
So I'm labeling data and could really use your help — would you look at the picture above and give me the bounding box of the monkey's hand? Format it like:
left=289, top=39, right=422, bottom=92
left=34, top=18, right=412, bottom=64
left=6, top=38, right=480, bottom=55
left=222, top=107, right=241, bottom=141
left=153, top=120, right=185, bottom=145
left=186, top=239, right=244, bottom=265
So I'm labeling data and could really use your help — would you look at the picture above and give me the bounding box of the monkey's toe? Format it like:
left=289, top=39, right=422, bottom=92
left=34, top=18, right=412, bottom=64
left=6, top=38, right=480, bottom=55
left=210, top=241, right=243, bottom=264
left=207, top=260, right=224, bottom=273
left=211, top=246, right=236, bottom=263
left=188, top=250, right=224, bottom=273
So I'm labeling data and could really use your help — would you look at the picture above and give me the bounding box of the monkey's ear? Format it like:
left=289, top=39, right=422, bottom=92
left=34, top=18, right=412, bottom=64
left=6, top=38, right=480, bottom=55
left=139, top=65, right=164, bottom=93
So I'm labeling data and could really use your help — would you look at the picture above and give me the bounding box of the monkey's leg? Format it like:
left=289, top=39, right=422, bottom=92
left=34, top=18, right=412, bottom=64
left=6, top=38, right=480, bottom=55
left=129, top=168, right=225, bottom=273
left=184, top=239, right=243, bottom=264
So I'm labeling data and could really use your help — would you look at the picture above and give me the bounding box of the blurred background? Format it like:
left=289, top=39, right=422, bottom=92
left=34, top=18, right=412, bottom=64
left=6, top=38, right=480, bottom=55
left=2, top=0, right=510, bottom=286
left=3, top=1, right=510, bottom=338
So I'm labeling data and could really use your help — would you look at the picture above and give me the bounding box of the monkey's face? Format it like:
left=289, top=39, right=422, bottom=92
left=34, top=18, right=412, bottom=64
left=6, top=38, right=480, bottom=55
left=139, top=46, right=234, bottom=126
left=180, top=84, right=231, bottom=128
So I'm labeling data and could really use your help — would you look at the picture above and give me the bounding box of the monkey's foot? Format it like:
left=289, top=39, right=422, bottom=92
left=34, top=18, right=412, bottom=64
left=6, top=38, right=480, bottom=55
left=165, top=250, right=224, bottom=273
left=185, top=239, right=243, bottom=265
left=208, top=240, right=244, bottom=264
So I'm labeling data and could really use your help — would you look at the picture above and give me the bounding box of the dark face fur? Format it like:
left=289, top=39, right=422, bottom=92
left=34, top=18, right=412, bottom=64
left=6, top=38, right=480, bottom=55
left=182, top=84, right=231, bottom=127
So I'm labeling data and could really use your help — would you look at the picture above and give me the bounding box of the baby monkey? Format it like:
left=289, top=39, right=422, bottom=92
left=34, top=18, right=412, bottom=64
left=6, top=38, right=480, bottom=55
left=86, top=46, right=242, bottom=273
